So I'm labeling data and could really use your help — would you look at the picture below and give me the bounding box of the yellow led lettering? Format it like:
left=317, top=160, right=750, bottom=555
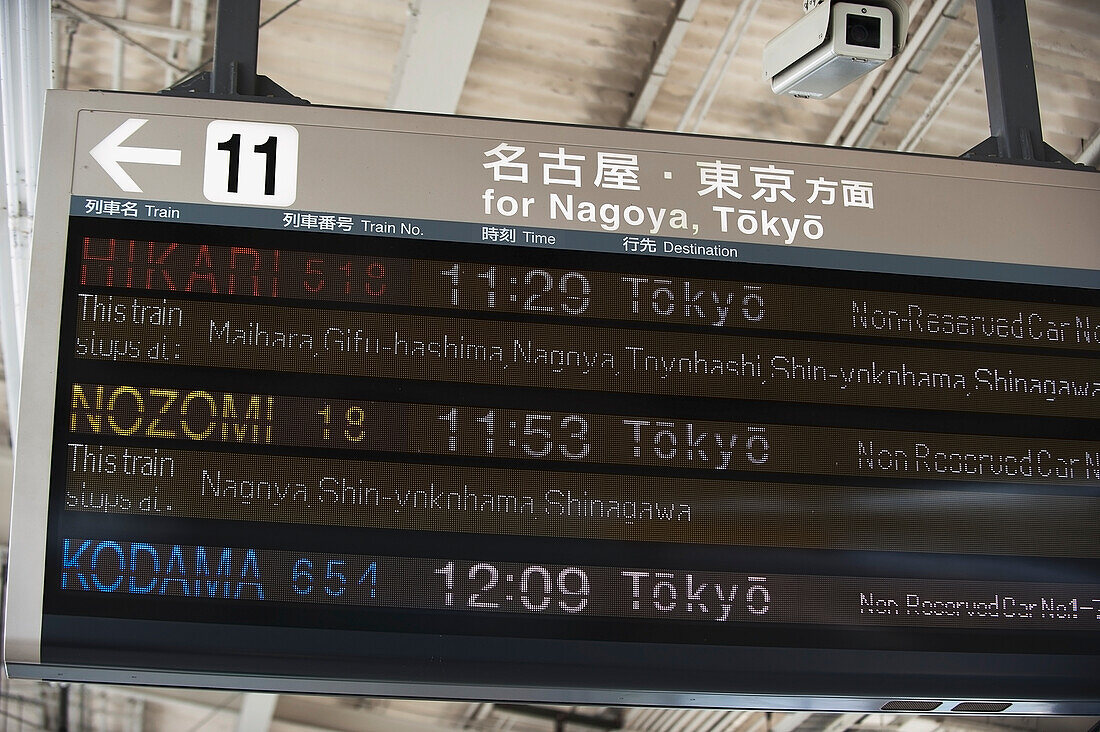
left=180, top=390, right=217, bottom=440
left=70, top=383, right=104, bottom=433
left=106, top=385, right=143, bottom=437
left=146, top=388, right=179, bottom=439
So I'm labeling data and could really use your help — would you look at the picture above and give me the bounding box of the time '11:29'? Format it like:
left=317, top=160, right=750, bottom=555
left=440, top=265, right=591, bottom=314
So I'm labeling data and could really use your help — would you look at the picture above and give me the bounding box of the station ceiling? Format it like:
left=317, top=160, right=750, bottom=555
left=50, top=0, right=1100, bottom=162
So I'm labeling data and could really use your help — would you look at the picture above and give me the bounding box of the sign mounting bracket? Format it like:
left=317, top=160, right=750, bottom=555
left=161, top=0, right=308, bottom=105
left=961, top=0, right=1083, bottom=169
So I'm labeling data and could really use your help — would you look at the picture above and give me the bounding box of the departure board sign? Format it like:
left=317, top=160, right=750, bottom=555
left=5, top=91, right=1099, bottom=712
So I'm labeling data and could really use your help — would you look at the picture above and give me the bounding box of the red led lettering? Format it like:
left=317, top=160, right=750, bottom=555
left=146, top=241, right=179, bottom=290
left=366, top=262, right=386, bottom=296
left=229, top=247, right=262, bottom=296
left=186, top=244, right=218, bottom=293
left=81, top=237, right=116, bottom=287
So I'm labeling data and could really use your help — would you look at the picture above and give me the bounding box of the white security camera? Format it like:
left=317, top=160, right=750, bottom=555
left=763, top=0, right=909, bottom=99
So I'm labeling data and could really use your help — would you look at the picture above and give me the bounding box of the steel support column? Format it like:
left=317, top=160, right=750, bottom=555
left=963, top=0, right=1073, bottom=165
left=163, top=0, right=306, bottom=104
left=210, top=0, right=259, bottom=97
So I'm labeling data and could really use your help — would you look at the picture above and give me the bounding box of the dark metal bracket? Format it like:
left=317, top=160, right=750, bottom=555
left=161, top=0, right=308, bottom=105
left=961, top=0, right=1083, bottom=169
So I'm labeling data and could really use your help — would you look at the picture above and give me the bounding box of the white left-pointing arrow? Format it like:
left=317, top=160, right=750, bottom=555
left=89, top=118, right=182, bottom=193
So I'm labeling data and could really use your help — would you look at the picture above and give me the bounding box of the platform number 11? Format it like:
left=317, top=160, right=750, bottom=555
left=203, top=120, right=298, bottom=206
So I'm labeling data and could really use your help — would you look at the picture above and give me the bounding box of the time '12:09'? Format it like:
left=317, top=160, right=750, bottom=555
left=434, top=561, right=591, bottom=613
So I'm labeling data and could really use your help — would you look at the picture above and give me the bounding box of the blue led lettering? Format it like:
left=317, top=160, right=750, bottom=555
left=90, top=540, right=124, bottom=592
left=216, top=548, right=233, bottom=597
left=235, top=548, right=265, bottom=600
left=59, top=539, right=268, bottom=601
left=61, top=539, right=92, bottom=590
left=160, top=544, right=191, bottom=595
left=128, top=542, right=158, bottom=593
left=194, top=546, right=219, bottom=597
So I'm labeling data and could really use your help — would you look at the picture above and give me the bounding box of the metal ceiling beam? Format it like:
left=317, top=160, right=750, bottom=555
left=677, top=0, right=760, bottom=132
left=112, top=0, right=129, bottom=90
left=740, top=712, right=776, bottom=732
left=164, top=0, right=184, bottom=86
left=825, top=0, right=936, bottom=146
left=692, top=0, right=762, bottom=132
left=387, top=0, right=491, bottom=114
left=769, top=712, right=814, bottom=732
left=678, top=708, right=725, bottom=732
left=897, top=34, right=980, bottom=151
left=823, top=66, right=883, bottom=146
left=822, top=714, right=868, bottom=732
left=823, top=0, right=931, bottom=146
left=840, top=0, right=964, bottom=148
left=898, top=718, right=940, bottom=732
left=628, top=706, right=663, bottom=728
left=464, top=702, right=494, bottom=724
left=52, top=0, right=187, bottom=75
left=708, top=710, right=750, bottom=732
left=623, top=0, right=702, bottom=128
left=656, top=708, right=691, bottom=731
left=50, top=7, right=203, bottom=43
left=186, top=0, right=210, bottom=70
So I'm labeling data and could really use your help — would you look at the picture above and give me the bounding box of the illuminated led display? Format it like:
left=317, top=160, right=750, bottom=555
left=9, top=94, right=1098, bottom=710
left=48, top=221, right=1100, bottom=647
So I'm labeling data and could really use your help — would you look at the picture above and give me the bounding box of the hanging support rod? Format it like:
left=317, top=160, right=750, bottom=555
left=962, top=0, right=1080, bottom=168
left=162, top=0, right=307, bottom=104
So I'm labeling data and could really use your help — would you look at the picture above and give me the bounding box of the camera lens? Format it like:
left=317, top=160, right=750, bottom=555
left=846, top=13, right=882, bottom=48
